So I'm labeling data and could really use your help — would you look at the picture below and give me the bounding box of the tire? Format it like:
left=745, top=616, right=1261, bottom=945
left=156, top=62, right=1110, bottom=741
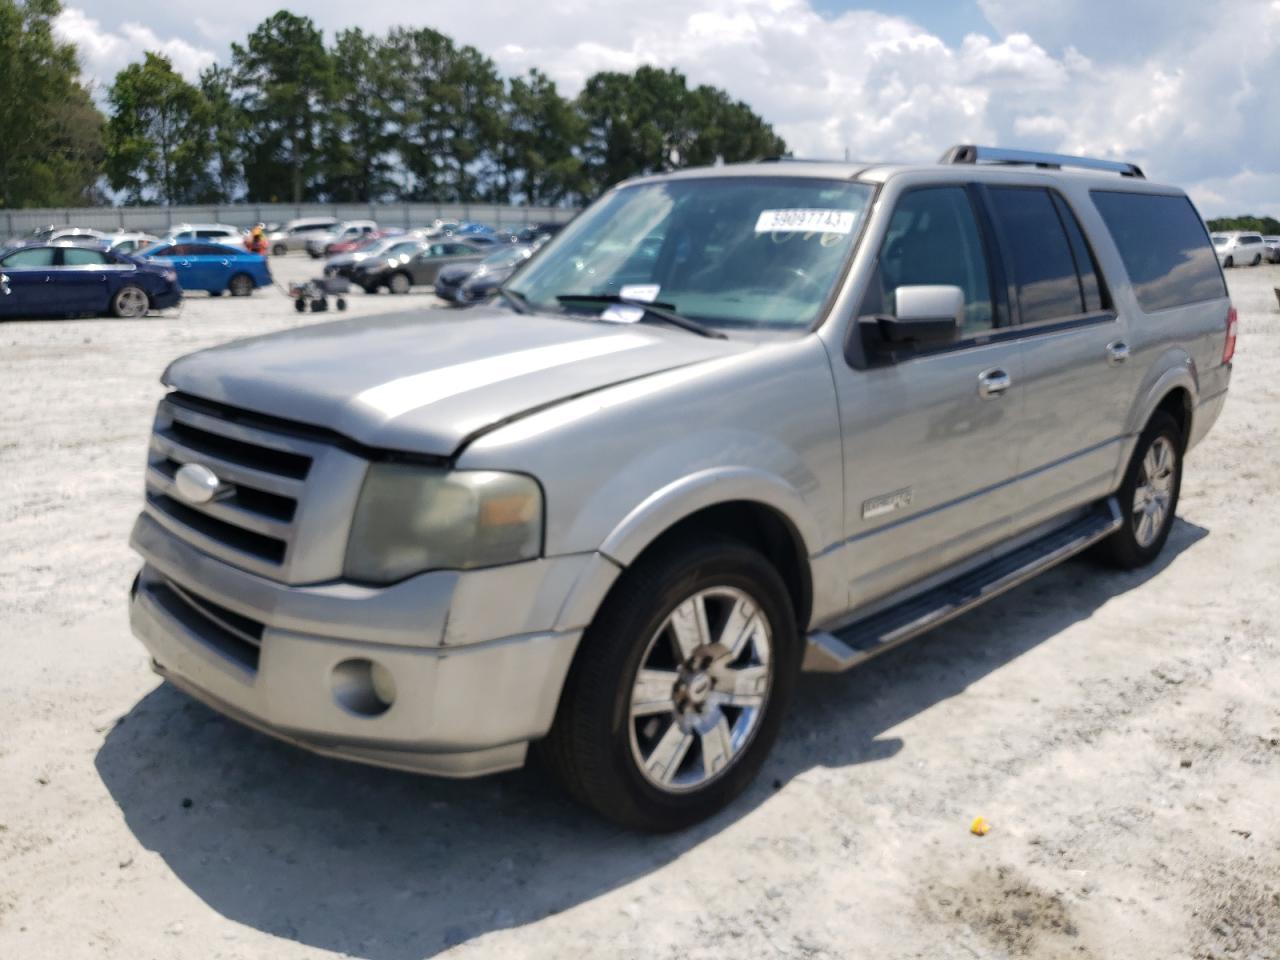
left=335, top=297, right=347, bottom=311
left=228, top=273, right=254, bottom=297
left=1251, top=254, right=1262, bottom=266
left=1095, top=411, right=1182, bottom=569
left=388, top=272, right=411, bottom=295
left=272, top=244, right=287, bottom=257
left=111, top=285, right=149, bottom=318
left=294, top=298, right=307, bottom=313
left=1224, top=256, right=1233, bottom=268
left=540, top=536, right=800, bottom=831
left=360, top=283, right=379, bottom=295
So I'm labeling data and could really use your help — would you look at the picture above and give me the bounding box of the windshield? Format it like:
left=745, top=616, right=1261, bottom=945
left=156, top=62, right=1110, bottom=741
left=1212, top=236, right=1228, bottom=245
left=507, top=176, right=874, bottom=330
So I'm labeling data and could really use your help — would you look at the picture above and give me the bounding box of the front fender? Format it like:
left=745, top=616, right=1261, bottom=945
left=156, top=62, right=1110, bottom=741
left=598, top=465, right=824, bottom=566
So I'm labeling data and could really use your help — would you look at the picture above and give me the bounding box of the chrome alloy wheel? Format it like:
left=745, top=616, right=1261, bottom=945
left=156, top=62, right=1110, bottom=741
left=1133, top=435, right=1176, bottom=547
left=628, top=586, right=773, bottom=793
left=116, top=287, right=149, bottom=317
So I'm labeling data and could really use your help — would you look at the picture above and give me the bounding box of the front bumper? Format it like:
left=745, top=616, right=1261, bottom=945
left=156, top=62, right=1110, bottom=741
left=150, top=283, right=183, bottom=310
left=128, top=513, right=593, bottom=777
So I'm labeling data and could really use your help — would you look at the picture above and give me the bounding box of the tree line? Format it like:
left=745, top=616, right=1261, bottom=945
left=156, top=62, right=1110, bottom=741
left=1206, top=216, right=1280, bottom=235
left=0, top=1, right=787, bottom=209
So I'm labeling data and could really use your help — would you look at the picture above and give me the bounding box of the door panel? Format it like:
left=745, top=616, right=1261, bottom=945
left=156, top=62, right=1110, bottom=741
left=0, top=247, right=57, bottom=316
left=830, top=184, right=1025, bottom=609
left=835, top=341, right=1026, bottom=607
left=984, top=187, right=1134, bottom=518
left=56, top=248, right=113, bottom=312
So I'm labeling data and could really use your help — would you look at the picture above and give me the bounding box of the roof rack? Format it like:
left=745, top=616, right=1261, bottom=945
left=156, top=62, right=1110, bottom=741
left=939, top=144, right=1145, bottom=179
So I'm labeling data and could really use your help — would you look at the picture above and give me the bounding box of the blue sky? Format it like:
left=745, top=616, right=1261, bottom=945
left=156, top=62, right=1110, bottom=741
left=53, top=0, right=1280, bottom=216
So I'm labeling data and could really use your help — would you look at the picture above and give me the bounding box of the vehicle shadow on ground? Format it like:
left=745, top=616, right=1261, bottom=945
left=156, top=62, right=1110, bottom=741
left=95, top=519, right=1207, bottom=960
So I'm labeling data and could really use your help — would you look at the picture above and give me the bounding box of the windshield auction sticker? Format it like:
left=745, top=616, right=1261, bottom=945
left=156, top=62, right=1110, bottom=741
left=754, top=209, right=856, bottom=234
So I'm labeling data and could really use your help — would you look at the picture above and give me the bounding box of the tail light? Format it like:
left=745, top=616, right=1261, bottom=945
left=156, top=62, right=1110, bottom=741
left=1223, top=305, right=1238, bottom=364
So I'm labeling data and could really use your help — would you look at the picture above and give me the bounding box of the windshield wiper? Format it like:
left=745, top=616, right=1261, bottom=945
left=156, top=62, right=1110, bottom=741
left=496, top=286, right=530, bottom=314
left=556, top=294, right=727, bottom=339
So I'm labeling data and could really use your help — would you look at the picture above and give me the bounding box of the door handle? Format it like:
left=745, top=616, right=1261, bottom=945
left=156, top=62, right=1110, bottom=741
left=1106, top=340, right=1130, bottom=365
left=978, top=368, right=1012, bottom=399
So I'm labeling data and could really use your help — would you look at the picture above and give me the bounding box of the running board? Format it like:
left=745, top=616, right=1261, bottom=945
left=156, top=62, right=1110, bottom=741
left=803, top=499, right=1123, bottom=672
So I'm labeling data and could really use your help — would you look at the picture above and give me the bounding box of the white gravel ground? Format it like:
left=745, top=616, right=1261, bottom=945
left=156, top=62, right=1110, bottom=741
left=1, top=257, right=1278, bottom=960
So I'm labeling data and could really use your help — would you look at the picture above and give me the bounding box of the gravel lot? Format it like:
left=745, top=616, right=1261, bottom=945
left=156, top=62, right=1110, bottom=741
left=1, top=258, right=1278, bottom=960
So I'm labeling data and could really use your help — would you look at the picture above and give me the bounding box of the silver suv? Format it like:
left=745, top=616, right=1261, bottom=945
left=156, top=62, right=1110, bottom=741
left=128, top=145, right=1235, bottom=830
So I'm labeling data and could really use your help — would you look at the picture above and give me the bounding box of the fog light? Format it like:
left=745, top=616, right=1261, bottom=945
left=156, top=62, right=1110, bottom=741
left=331, top=658, right=394, bottom=717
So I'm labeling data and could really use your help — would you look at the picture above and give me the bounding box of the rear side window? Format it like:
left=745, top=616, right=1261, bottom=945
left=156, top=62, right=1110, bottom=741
left=60, top=248, right=109, bottom=266
left=1090, top=191, right=1226, bottom=312
left=988, top=187, right=1087, bottom=324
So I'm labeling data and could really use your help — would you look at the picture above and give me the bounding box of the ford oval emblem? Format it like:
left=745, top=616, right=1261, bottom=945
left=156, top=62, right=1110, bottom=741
left=174, top=463, right=222, bottom=504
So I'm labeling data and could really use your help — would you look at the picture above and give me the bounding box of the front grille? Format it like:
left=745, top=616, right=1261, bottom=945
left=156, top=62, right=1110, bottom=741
left=147, top=576, right=263, bottom=672
left=143, top=395, right=324, bottom=581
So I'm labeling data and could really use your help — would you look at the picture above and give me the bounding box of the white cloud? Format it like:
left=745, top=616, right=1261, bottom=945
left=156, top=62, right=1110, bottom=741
left=54, top=7, right=215, bottom=88
left=54, top=0, right=1280, bottom=216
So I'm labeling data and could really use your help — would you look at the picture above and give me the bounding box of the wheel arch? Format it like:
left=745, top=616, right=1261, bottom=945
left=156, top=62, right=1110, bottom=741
left=588, top=469, right=823, bottom=635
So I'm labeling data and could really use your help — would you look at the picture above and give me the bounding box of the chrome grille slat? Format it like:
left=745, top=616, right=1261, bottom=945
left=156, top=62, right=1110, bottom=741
left=150, top=432, right=305, bottom=498
left=144, top=498, right=286, bottom=576
left=144, top=393, right=365, bottom=585
left=164, top=397, right=328, bottom=460
left=146, top=466, right=293, bottom=539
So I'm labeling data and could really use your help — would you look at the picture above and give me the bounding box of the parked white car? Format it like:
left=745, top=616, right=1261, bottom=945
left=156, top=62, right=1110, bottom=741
left=1212, top=231, right=1266, bottom=267
left=167, top=223, right=246, bottom=245
left=1263, top=236, right=1280, bottom=264
left=266, top=217, right=339, bottom=256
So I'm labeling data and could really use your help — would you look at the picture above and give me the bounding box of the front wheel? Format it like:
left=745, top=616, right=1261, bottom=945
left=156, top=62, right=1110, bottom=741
left=228, top=273, right=254, bottom=297
left=1224, top=256, right=1234, bottom=268
left=388, top=272, right=411, bottom=295
left=540, top=537, right=799, bottom=831
left=1252, top=254, right=1262, bottom=266
left=1095, top=411, right=1182, bottom=569
left=111, top=285, right=149, bottom=318
left=272, top=244, right=287, bottom=257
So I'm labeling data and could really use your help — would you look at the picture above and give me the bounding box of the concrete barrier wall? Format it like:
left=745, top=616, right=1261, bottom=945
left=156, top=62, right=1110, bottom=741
left=3, top=202, right=579, bottom=236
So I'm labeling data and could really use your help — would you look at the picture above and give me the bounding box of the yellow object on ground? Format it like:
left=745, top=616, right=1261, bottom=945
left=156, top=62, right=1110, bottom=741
left=970, top=816, right=991, bottom=836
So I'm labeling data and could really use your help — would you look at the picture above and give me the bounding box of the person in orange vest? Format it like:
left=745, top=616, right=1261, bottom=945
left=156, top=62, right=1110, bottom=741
left=245, top=224, right=268, bottom=255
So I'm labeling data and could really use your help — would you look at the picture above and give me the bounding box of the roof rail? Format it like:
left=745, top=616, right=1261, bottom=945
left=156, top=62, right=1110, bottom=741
left=939, top=144, right=1145, bottom=179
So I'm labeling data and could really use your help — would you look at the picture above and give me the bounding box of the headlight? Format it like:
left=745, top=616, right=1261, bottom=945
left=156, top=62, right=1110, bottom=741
left=344, top=465, right=543, bottom=583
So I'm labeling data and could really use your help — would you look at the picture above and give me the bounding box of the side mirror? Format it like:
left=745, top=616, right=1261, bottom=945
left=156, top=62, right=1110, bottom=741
left=870, top=284, right=964, bottom=346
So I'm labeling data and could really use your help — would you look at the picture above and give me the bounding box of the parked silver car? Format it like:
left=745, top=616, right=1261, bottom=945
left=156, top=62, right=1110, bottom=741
left=267, top=217, right=339, bottom=256
left=1212, top=231, right=1266, bottom=267
left=1263, top=236, right=1280, bottom=263
left=128, top=146, right=1233, bottom=830
left=305, top=220, right=379, bottom=258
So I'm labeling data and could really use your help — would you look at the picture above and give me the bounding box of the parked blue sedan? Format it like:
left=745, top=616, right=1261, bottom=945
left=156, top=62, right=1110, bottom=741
left=0, top=242, right=181, bottom=319
left=140, top=241, right=272, bottom=296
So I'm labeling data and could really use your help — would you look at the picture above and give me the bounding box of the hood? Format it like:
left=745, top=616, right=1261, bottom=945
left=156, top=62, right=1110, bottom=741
left=162, top=307, right=748, bottom=456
